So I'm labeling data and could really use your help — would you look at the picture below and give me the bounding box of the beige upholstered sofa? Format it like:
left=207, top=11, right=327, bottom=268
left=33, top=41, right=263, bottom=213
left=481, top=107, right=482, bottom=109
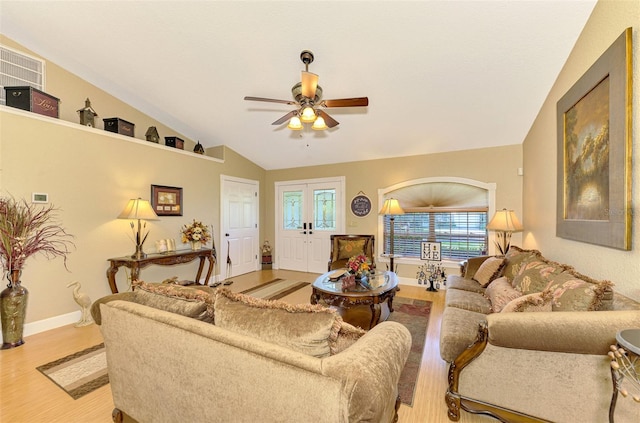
left=439, top=247, right=640, bottom=423
left=92, top=282, right=411, bottom=423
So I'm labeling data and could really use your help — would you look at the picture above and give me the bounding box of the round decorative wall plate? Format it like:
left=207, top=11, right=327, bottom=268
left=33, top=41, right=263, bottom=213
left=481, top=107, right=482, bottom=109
left=350, top=193, right=372, bottom=218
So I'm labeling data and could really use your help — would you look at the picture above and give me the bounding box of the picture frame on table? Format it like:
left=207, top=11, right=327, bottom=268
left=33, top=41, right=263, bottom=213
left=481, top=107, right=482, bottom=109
left=151, top=184, right=183, bottom=216
left=556, top=28, right=632, bottom=251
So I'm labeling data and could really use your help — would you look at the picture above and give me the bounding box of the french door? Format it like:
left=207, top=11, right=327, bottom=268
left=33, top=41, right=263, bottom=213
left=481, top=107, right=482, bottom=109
left=276, top=177, right=344, bottom=273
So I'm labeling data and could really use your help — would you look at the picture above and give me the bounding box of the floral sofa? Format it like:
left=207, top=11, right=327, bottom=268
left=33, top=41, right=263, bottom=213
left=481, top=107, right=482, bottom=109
left=91, top=282, right=411, bottom=423
left=439, top=246, right=640, bottom=423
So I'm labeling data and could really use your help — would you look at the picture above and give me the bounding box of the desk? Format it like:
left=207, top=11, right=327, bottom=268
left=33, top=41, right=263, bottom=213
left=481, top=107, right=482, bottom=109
left=106, top=248, right=215, bottom=293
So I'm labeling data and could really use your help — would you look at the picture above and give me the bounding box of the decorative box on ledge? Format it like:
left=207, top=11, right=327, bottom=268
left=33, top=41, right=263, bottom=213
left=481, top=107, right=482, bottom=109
left=103, top=118, right=135, bottom=137
left=165, top=136, right=184, bottom=150
left=4, top=86, right=60, bottom=118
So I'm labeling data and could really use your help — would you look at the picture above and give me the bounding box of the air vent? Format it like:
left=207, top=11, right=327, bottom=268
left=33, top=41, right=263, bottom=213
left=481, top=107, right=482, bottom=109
left=1, top=45, right=45, bottom=106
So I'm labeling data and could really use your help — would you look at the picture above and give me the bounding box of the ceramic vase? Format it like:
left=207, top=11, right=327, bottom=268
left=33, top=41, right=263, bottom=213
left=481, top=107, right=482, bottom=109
left=191, top=241, right=202, bottom=251
left=1, top=269, right=28, bottom=349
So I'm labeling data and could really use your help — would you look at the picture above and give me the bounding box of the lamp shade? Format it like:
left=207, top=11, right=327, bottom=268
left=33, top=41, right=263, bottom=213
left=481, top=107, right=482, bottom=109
left=118, top=198, right=159, bottom=220
left=379, top=198, right=405, bottom=215
left=287, top=116, right=303, bottom=130
left=486, top=209, right=523, bottom=232
left=311, top=116, right=327, bottom=130
left=300, top=106, right=317, bottom=123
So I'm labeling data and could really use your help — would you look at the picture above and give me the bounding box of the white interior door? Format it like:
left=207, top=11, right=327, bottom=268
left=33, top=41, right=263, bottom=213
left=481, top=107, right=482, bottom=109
left=276, top=177, right=344, bottom=273
left=221, top=176, right=259, bottom=279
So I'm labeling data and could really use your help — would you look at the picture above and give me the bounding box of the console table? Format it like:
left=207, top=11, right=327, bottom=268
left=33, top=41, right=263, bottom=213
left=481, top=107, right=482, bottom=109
left=106, top=248, right=215, bottom=293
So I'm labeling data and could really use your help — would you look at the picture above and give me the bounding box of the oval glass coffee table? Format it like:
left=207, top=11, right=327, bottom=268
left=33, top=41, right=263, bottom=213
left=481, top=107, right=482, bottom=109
left=311, top=270, right=398, bottom=330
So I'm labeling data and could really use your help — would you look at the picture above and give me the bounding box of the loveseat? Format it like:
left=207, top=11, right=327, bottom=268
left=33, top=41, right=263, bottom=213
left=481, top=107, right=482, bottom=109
left=91, top=282, right=411, bottom=423
left=439, top=246, right=640, bottom=423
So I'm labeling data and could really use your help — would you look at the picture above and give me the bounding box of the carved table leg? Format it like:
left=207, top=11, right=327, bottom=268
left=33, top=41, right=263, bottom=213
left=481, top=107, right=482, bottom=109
left=130, top=263, right=140, bottom=283
left=195, top=256, right=206, bottom=284
left=106, top=264, right=120, bottom=294
left=204, top=256, right=215, bottom=285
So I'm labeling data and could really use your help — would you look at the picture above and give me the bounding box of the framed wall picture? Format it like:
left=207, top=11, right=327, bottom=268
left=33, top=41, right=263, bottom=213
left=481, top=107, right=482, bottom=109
left=556, top=28, right=632, bottom=250
left=151, top=185, right=183, bottom=216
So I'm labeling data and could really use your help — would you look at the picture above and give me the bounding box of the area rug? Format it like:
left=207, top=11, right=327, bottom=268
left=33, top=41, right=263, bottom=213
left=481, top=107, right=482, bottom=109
left=388, top=297, right=432, bottom=407
left=241, top=278, right=310, bottom=300
left=36, top=343, right=108, bottom=399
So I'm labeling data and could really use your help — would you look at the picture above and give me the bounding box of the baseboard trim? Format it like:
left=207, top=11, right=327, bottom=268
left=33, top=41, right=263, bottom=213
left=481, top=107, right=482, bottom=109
left=0, top=310, right=81, bottom=343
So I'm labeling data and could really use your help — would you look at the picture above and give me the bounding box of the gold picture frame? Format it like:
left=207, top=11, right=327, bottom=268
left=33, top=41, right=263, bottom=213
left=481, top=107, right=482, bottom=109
left=556, top=28, right=632, bottom=250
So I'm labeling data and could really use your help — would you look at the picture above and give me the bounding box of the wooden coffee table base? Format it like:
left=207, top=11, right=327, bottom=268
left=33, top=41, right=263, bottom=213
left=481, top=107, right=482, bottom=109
left=311, top=286, right=396, bottom=330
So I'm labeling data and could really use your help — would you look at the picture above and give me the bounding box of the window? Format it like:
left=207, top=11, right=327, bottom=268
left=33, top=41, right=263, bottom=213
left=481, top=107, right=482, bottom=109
left=378, top=177, right=496, bottom=261
left=1, top=45, right=45, bottom=106
left=382, top=210, right=488, bottom=260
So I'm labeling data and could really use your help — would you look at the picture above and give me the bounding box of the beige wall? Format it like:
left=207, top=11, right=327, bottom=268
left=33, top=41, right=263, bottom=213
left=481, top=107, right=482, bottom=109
left=1, top=36, right=265, bottom=324
left=265, top=145, right=523, bottom=278
left=523, top=0, right=640, bottom=300
left=1, top=109, right=265, bottom=323
left=1, top=35, right=199, bottom=152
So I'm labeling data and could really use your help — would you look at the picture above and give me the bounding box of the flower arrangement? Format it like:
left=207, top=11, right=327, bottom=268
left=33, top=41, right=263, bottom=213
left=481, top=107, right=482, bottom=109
left=346, top=254, right=370, bottom=275
left=0, top=196, right=74, bottom=277
left=181, top=219, right=211, bottom=244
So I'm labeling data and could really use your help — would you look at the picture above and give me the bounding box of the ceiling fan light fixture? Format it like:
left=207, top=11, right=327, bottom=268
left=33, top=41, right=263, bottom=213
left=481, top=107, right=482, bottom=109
left=287, top=116, right=303, bottom=130
left=311, top=116, right=327, bottom=130
left=300, top=106, right=317, bottom=123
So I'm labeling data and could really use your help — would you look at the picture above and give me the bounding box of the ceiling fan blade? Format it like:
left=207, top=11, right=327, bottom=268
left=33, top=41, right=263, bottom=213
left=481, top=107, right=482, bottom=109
left=301, top=71, right=318, bottom=99
left=271, top=110, right=298, bottom=125
left=317, top=110, right=339, bottom=128
left=322, top=97, right=369, bottom=108
left=244, top=96, right=297, bottom=106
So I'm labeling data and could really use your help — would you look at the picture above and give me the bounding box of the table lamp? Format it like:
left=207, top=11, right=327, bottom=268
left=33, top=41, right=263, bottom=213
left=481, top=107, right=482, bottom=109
left=379, top=198, right=405, bottom=271
left=118, top=198, right=159, bottom=259
left=486, top=208, right=523, bottom=255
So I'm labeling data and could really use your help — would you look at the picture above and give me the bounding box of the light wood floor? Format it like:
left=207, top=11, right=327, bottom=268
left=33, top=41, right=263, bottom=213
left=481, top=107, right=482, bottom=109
left=0, top=270, right=493, bottom=423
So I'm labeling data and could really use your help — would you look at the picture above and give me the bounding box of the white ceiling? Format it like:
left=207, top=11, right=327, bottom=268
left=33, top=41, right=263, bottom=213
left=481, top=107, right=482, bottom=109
left=1, top=1, right=596, bottom=170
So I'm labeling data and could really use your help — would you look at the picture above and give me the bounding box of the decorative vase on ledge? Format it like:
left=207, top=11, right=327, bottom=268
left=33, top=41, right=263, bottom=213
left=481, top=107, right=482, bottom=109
left=191, top=241, right=202, bottom=251
left=1, top=269, right=29, bottom=349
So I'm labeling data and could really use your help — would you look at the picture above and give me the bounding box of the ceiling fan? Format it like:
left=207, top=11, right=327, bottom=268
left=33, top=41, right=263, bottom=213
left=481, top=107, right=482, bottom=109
left=244, top=50, right=369, bottom=130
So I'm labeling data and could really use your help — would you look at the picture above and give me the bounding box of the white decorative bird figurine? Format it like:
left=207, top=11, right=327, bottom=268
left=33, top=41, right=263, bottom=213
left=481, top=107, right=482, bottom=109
left=66, top=281, right=93, bottom=327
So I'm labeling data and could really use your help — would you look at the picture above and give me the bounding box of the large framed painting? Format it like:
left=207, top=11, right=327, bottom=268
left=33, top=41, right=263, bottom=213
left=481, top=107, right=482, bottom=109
left=556, top=28, right=632, bottom=250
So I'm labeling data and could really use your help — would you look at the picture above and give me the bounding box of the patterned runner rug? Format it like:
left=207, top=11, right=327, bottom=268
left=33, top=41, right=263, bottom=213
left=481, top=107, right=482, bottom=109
left=387, top=297, right=432, bottom=407
left=36, top=343, right=108, bottom=399
left=240, top=278, right=310, bottom=300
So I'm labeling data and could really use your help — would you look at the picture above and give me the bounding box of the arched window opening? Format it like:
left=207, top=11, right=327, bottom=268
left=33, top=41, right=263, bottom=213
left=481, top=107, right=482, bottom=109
left=379, top=178, right=496, bottom=261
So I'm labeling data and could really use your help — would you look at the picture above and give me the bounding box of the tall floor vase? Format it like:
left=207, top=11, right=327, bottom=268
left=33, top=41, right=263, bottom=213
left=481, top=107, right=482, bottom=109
left=1, top=269, right=28, bottom=349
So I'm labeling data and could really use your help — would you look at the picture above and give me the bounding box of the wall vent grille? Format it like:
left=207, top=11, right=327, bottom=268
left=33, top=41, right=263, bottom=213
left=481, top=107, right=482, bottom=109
left=1, top=45, right=45, bottom=105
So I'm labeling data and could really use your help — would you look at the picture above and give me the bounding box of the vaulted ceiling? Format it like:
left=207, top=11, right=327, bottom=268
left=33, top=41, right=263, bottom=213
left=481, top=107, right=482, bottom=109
left=1, top=1, right=597, bottom=170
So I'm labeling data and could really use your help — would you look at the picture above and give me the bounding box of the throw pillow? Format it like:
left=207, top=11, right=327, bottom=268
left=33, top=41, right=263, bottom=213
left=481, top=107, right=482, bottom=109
left=472, top=257, right=506, bottom=287
left=502, top=246, right=542, bottom=281
left=334, top=321, right=367, bottom=354
left=337, top=239, right=367, bottom=260
left=214, top=288, right=342, bottom=358
left=484, top=277, right=522, bottom=312
left=133, top=280, right=214, bottom=322
left=547, top=271, right=614, bottom=311
left=511, top=255, right=571, bottom=294
left=501, top=291, right=553, bottom=313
